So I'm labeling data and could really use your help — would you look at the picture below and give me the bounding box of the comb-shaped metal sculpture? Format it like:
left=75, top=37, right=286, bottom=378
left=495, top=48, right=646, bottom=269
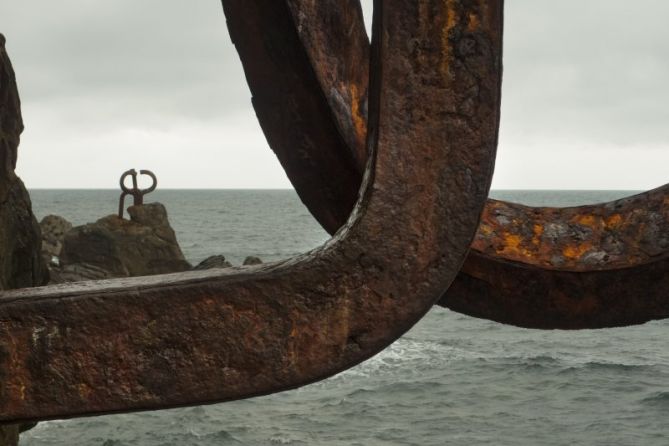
left=118, top=169, right=157, bottom=218
left=229, top=0, right=669, bottom=329
left=0, top=0, right=502, bottom=422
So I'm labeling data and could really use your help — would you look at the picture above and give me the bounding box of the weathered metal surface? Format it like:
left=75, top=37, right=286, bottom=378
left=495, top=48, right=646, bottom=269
left=468, top=188, right=669, bottom=271
left=238, top=0, right=669, bottom=329
left=222, top=0, right=367, bottom=234
left=0, top=0, right=502, bottom=422
left=118, top=169, right=157, bottom=218
left=445, top=186, right=669, bottom=328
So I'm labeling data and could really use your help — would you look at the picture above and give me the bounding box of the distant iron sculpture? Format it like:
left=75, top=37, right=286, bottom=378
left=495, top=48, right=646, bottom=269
left=118, top=169, right=157, bottom=218
left=0, top=0, right=502, bottom=422
left=230, top=0, right=669, bottom=329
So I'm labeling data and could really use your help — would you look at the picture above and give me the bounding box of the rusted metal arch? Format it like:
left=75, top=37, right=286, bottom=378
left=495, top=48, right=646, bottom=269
left=230, top=0, right=669, bottom=329
left=0, top=0, right=502, bottom=423
left=447, top=186, right=669, bottom=328
left=222, top=0, right=367, bottom=233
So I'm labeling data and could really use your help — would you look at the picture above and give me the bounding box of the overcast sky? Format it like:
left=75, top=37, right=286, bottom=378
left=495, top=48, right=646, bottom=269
left=1, top=0, right=668, bottom=189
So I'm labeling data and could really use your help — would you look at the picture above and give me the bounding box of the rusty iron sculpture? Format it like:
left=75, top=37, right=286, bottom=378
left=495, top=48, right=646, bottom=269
left=0, top=0, right=502, bottom=423
left=446, top=187, right=669, bottom=328
left=228, top=0, right=669, bottom=329
left=118, top=168, right=157, bottom=218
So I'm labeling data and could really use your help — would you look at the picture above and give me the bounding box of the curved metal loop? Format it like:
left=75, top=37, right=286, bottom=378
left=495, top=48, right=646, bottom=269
left=138, top=169, right=158, bottom=194
left=118, top=169, right=158, bottom=218
left=119, top=168, right=139, bottom=194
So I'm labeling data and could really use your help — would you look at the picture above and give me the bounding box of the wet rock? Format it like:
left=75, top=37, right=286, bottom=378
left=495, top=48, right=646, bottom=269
left=0, top=33, right=48, bottom=446
left=40, top=214, right=72, bottom=262
left=49, top=263, right=116, bottom=284
left=57, top=203, right=191, bottom=282
left=193, top=255, right=232, bottom=270
left=243, top=256, right=263, bottom=266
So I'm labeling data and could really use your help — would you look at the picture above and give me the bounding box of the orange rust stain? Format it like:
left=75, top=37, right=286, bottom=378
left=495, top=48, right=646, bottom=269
left=531, top=224, right=544, bottom=245
left=467, top=12, right=480, bottom=31
left=533, top=224, right=544, bottom=237
left=563, top=243, right=592, bottom=260
left=497, top=233, right=535, bottom=259
left=606, top=214, right=622, bottom=228
left=575, top=215, right=597, bottom=228
left=504, top=234, right=522, bottom=250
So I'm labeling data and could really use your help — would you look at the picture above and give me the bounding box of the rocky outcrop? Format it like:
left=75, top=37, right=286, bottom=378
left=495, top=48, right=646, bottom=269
left=193, top=255, right=233, bottom=270
left=54, top=203, right=191, bottom=282
left=40, top=214, right=72, bottom=263
left=194, top=255, right=263, bottom=270
left=0, top=33, right=48, bottom=446
left=243, top=256, right=263, bottom=266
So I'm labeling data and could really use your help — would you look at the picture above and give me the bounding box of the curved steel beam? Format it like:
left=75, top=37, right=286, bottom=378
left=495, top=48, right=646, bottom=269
left=222, top=0, right=367, bottom=233
left=232, top=0, right=669, bottom=329
left=446, top=186, right=669, bottom=328
left=0, top=0, right=502, bottom=423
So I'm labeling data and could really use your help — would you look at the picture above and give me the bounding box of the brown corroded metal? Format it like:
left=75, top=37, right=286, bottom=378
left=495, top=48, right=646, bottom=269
left=236, top=0, right=669, bottom=328
left=222, top=0, right=368, bottom=234
left=118, top=169, right=157, bottom=218
left=0, top=0, right=502, bottom=422
left=445, top=186, right=669, bottom=328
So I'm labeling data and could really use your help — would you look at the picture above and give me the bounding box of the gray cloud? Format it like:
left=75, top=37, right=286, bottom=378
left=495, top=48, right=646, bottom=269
left=1, top=0, right=668, bottom=189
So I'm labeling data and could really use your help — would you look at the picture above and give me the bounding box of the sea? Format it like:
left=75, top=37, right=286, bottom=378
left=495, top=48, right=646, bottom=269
left=19, top=189, right=669, bottom=446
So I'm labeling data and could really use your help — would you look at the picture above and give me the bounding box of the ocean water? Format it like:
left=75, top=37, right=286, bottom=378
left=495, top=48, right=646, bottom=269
left=19, top=189, right=669, bottom=446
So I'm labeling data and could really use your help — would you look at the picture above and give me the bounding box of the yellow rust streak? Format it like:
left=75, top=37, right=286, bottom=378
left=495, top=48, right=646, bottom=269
left=532, top=224, right=544, bottom=245
left=441, top=0, right=459, bottom=74
left=349, top=83, right=367, bottom=149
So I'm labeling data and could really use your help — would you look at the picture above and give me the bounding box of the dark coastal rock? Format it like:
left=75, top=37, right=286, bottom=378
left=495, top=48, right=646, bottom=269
left=243, top=256, right=263, bottom=266
left=0, top=178, right=47, bottom=289
left=0, top=33, right=48, bottom=446
left=56, top=203, right=191, bottom=282
left=49, top=262, right=115, bottom=283
left=193, top=255, right=232, bottom=270
left=40, top=214, right=72, bottom=262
